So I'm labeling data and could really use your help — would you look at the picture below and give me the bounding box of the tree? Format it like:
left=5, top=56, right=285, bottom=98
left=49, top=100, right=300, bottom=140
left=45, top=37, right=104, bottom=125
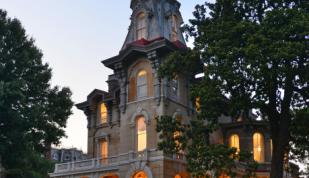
left=0, top=9, right=73, bottom=178
left=157, top=0, right=309, bottom=178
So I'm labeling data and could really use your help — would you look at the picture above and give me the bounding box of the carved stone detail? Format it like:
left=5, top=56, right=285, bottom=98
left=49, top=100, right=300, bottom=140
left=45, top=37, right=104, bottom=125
left=148, top=51, right=161, bottom=106
left=114, top=62, right=127, bottom=113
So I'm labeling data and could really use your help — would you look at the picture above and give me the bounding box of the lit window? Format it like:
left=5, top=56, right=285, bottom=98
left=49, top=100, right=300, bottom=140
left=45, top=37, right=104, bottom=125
left=175, top=175, right=182, bottom=178
left=133, top=171, right=147, bottom=178
left=171, top=15, right=178, bottom=41
left=229, top=134, right=240, bottom=153
left=137, top=117, right=147, bottom=152
left=100, top=103, right=108, bottom=124
left=137, top=70, right=147, bottom=99
left=171, top=75, right=178, bottom=96
left=100, top=140, right=108, bottom=159
left=253, top=133, right=265, bottom=162
left=137, top=12, right=147, bottom=40
left=195, top=97, right=201, bottom=113
left=270, top=139, right=273, bottom=158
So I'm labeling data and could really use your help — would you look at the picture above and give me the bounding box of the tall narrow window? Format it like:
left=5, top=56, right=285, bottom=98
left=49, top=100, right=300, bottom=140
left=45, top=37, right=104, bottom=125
left=253, top=133, right=265, bottom=162
left=195, top=97, right=201, bottom=113
left=171, top=15, right=178, bottom=41
left=137, top=70, right=147, bottom=99
left=100, top=140, right=108, bottom=159
left=270, top=139, right=273, bottom=158
left=100, top=103, right=108, bottom=124
left=171, top=75, right=179, bottom=96
left=229, top=134, right=240, bottom=153
left=137, top=116, right=147, bottom=152
left=137, top=12, right=146, bottom=40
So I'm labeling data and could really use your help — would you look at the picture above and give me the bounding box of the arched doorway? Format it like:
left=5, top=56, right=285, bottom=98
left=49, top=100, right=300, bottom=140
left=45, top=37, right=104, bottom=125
left=132, top=171, right=147, bottom=178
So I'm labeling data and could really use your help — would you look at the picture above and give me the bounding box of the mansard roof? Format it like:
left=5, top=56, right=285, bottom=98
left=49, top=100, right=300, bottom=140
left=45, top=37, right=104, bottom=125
left=102, top=37, right=186, bottom=70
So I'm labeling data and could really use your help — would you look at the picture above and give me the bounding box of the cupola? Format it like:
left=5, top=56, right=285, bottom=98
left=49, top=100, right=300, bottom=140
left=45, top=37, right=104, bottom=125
left=121, top=0, right=186, bottom=50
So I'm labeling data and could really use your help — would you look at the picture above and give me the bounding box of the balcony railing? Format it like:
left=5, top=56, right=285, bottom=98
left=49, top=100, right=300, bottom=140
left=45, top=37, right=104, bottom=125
left=52, top=149, right=186, bottom=174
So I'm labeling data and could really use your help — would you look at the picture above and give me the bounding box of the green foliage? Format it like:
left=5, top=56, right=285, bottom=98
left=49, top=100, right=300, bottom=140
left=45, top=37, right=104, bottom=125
left=157, top=0, right=309, bottom=177
left=0, top=9, right=73, bottom=178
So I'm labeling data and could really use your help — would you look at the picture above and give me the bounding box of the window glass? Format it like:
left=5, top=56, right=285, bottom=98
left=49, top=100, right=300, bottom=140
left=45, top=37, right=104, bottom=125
left=100, top=140, right=108, bottom=159
left=137, top=13, right=146, bottom=39
left=171, top=15, right=178, bottom=41
left=133, top=171, right=147, bottom=178
left=137, top=70, right=147, bottom=99
left=171, top=76, right=178, bottom=96
left=175, top=175, right=182, bottom=178
left=253, top=133, right=265, bottom=162
left=229, top=134, right=240, bottom=153
left=195, top=97, right=201, bottom=113
left=137, top=117, right=147, bottom=152
left=100, top=103, right=107, bottom=124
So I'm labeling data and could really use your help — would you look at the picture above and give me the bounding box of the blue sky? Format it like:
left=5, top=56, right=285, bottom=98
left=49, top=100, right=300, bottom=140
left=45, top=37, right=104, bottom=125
left=1, top=0, right=210, bottom=152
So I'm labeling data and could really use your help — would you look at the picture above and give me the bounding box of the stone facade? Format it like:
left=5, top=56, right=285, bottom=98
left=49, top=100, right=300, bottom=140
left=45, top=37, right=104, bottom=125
left=51, top=148, right=88, bottom=163
left=50, top=0, right=190, bottom=178
left=49, top=0, right=298, bottom=178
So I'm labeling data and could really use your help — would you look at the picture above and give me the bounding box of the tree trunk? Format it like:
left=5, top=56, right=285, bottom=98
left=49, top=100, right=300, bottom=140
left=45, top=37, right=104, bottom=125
left=270, top=116, right=290, bottom=178
left=270, top=142, right=285, bottom=178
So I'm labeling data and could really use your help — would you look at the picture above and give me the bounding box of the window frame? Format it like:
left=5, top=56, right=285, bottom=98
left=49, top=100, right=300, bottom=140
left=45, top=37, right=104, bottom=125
left=136, top=116, right=147, bottom=152
left=253, top=132, right=265, bottom=163
left=171, top=15, right=178, bottom=41
left=98, top=102, right=108, bottom=125
left=100, top=139, right=108, bottom=159
left=170, top=75, right=179, bottom=98
left=136, top=70, right=148, bottom=99
left=229, top=134, right=240, bottom=153
left=136, top=12, right=147, bottom=40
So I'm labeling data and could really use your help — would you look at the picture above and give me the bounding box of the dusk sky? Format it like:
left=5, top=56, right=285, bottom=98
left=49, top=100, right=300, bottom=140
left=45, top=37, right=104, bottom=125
left=1, top=0, right=211, bottom=152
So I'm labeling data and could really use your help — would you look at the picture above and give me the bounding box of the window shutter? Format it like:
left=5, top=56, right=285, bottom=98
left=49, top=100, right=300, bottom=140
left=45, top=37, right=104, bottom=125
left=128, top=76, right=136, bottom=102
left=147, top=69, right=153, bottom=97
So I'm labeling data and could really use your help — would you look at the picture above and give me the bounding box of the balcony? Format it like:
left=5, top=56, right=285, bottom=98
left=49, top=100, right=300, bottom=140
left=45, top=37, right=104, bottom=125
left=50, top=149, right=186, bottom=176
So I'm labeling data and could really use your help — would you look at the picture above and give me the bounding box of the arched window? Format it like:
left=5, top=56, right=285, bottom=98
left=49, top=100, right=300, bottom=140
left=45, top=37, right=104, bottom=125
left=174, top=175, right=182, bottom=178
left=171, top=15, right=178, bottom=41
left=137, top=12, right=147, bottom=40
left=253, top=132, right=265, bottom=162
left=137, top=70, right=147, bottom=99
left=229, top=134, right=240, bottom=153
left=137, top=117, right=147, bottom=152
left=100, top=103, right=107, bottom=124
left=133, top=171, right=147, bottom=178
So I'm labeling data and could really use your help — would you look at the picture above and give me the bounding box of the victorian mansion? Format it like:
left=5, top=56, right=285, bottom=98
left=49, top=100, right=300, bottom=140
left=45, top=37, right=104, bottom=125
left=49, top=0, right=298, bottom=178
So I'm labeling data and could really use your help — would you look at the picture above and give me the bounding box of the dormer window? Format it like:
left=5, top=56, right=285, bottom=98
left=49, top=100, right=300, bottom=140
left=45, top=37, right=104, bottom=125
left=171, top=15, right=178, bottom=41
left=100, top=103, right=107, bottom=124
left=137, top=12, right=147, bottom=40
left=137, top=70, right=147, bottom=99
